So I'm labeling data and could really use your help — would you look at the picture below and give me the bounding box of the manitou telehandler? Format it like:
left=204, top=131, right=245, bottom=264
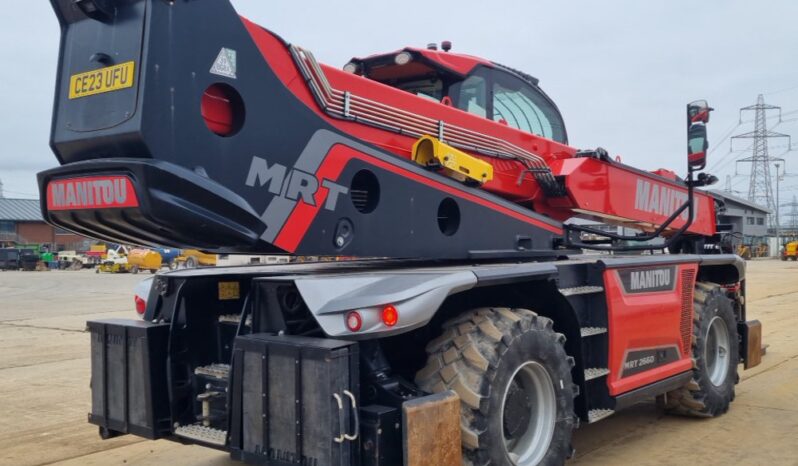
left=40, top=1, right=762, bottom=465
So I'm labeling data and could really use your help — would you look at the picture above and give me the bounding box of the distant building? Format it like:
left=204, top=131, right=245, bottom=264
left=0, top=198, right=90, bottom=250
left=708, top=190, right=770, bottom=239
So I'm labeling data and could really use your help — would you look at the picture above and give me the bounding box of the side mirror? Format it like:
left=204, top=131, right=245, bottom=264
left=687, top=100, right=713, bottom=125
left=688, top=124, right=708, bottom=170
left=687, top=100, right=712, bottom=171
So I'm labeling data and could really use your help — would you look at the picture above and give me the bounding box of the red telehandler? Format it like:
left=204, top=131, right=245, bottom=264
left=40, top=1, right=762, bottom=465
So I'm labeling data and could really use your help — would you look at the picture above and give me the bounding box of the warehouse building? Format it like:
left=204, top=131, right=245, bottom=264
left=0, top=198, right=89, bottom=250
left=708, top=190, right=770, bottom=238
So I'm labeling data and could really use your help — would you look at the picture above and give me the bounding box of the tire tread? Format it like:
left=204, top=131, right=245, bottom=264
left=416, top=307, right=575, bottom=465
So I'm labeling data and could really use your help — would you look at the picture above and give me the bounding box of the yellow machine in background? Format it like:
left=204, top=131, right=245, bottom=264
left=127, top=249, right=163, bottom=273
left=737, top=243, right=768, bottom=260
left=95, top=248, right=128, bottom=273
left=781, top=241, right=798, bottom=261
left=170, top=249, right=217, bottom=269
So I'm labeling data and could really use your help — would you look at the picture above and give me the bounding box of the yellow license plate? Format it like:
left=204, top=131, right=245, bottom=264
left=218, top=281, right=240, bottom=301
left=68, top=61, right=136, bottom=99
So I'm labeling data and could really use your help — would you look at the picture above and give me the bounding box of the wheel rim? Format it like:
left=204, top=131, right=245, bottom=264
left=500, top=361, right=557, bottom=466
left=705, top=316, right=731, bottom=386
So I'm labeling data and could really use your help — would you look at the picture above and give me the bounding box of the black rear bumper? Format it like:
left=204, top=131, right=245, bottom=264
left=37, top=159, right=271, bottom=252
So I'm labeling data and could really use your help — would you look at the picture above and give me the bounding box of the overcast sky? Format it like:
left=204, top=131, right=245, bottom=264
left=2, top=1, right=798, bottom=215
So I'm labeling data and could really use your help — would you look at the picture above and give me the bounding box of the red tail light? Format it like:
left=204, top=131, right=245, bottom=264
left=381, top=305, right=398, bottom=327
left=134, top=295, right=146, bottom=315
left=201, top=83, right=245, bottom=137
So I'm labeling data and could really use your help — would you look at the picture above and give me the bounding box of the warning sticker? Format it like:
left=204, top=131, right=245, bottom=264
left=210, top=47, right=237, bottom=79
left=218, top=281, right=240, bottom=300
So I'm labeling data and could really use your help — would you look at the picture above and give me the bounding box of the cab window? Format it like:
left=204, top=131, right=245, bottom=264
left=492, top=73, right=566, bottom=143
left=451, top=74, right=487, bottom=118
left=396, top=78, right=444, bottom=102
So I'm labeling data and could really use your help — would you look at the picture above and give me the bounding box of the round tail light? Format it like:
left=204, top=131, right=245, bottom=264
left=345, top=311, right=363, bottom=332
left=381, top=305, right=398, bottom=327
left=201, top=83, right=245, bottom=137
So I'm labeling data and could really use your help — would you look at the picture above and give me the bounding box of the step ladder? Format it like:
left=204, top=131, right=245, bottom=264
left=558, top=285, right=604, bottom=297
left=195, top=363, right=231, bottom=380
left=587, top=409, right=614, bottom=424
left=584, top=367, right=610, bottom=381
left=580, top=326, right=607, bottom=337
left=174, top=424, right=227, bottom=446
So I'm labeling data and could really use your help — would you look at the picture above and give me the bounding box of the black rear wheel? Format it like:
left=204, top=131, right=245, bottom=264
left=416, top=308, right=577, bottom=466
left=660, top=282, right=739, bottom=417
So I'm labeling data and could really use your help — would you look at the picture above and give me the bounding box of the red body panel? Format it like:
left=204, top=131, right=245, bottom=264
left=539, top=158, right=716, bottom=236
left=354, top=46, right=493, bottom=76
left=603, top=264, right=697, bottom=396
left=241, top=18, right=717, bottom=237
left=242, top=19, right=574, bottom=204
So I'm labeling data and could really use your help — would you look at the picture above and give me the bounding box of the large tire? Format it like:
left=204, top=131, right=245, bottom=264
left=660, top=282, right=739, bottom=417
left=185, top=256, right=198, bottom=268
left=416, top=308, right=577, bottom=466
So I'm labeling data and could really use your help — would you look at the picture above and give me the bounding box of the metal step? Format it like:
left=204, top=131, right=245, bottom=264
left=587, top=409, right=614, bottom=424
left=584, top=367, right=610, bottom=381
left=195, top=363, right=230, bottom=380
left=559, top=286, right=604, bottom=297
left=218, top=314, right=240, bottom=323
left=218, top=314, right=251, bottom=326
left=174, top=424, right=227, bottom=446
left=580, top=326, right=608, bottom=337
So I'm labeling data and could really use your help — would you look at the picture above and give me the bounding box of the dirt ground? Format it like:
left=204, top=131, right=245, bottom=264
left=0, top=261, right=796, bottom=466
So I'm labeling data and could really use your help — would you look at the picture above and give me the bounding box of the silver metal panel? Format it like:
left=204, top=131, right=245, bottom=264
left=295, top=270, right=477, bottom=338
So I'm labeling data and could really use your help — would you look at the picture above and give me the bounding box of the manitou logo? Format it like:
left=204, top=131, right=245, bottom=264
left=47, top=176, right=139, bottom=211
left=629, top=269, right=671, bottom=290
left=634, top=179, right=689, bottom=221
left=245, top=156, right=349, bottom=211
left=618, top=266, right=676, bottom=294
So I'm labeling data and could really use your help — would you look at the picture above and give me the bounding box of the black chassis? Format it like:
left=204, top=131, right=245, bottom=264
left=85, top=253, right=747, bottom=465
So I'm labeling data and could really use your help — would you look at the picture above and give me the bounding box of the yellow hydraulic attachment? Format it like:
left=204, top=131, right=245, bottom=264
left=412, top=136, right=494, bottom=185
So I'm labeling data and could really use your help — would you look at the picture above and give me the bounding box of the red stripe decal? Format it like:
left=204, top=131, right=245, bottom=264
left=274, top=147, right=350, bottom=252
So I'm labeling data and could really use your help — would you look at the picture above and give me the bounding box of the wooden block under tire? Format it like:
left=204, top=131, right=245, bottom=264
left=743, top=320, right=763, bottom=369
left=402, top=390, right=462, bottom=466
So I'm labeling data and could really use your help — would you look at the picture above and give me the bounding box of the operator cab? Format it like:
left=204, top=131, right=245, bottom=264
left=345, top=43, right=568, bottom=144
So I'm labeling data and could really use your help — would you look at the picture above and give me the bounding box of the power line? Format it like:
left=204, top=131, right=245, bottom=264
left=731, top=94, right=792, bottom=227
left=707, top=127, right=746, bottom=172
left=782, top=195, right=798, bottom=230
left=764, top=83, right=798, bottom=96
left=1, top=189, right=39, bottom=196
left=710, top=111, right=798, bottom=174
